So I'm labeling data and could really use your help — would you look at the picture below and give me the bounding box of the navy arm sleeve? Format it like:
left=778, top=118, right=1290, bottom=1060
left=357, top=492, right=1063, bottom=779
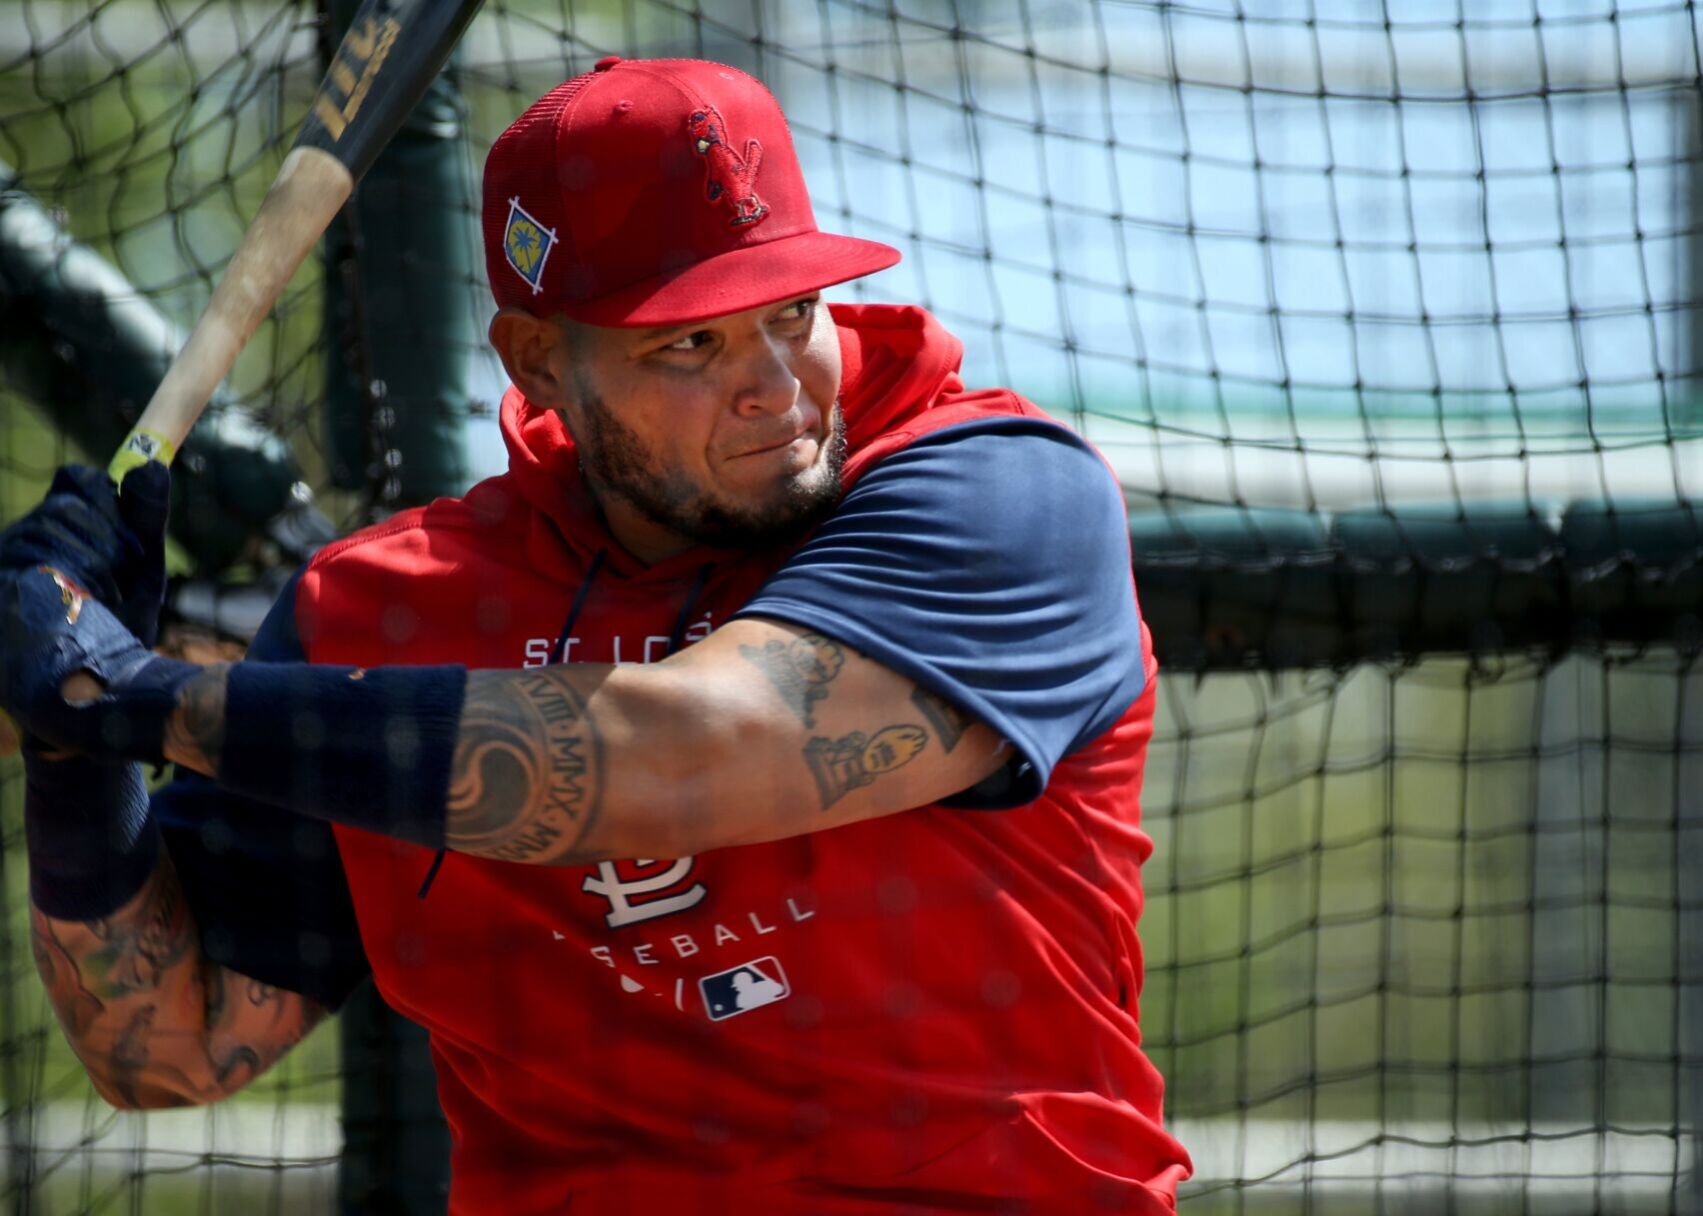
left=152, top=569, right=371, bottom=1008
left=735, top=417, right=1145, bottom=808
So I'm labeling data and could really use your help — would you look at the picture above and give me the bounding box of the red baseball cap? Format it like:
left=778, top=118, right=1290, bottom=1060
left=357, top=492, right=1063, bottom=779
left=482, top=57, right=901, bottom=327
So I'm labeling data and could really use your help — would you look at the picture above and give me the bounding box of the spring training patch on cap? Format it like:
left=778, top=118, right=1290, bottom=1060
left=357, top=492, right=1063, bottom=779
left=503, top=197, right=555, bottom=294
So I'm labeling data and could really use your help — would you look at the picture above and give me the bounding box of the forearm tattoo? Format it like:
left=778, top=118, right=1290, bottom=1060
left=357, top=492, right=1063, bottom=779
left=29, top=858, right=321, bottom=1107
left=804, top=723, right=929, bottom=809
left=29, top=920, right=104, bottom=1038
left=85, top=877, right=193, bottom=997
left=909, top=687, right=977, bottom=753
left=738, top=632, right=844, bottom=727
left=446, top=670, right=606, bottom=864
left=162, top=664, right=231, bottom=776
left=109, top=1006, right=158, bottom=1103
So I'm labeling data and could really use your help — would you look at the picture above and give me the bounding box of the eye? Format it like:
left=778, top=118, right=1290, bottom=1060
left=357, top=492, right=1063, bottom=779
left=665, top=329, right=715, bottom=352
left=778, top=296, right=818, bottom=323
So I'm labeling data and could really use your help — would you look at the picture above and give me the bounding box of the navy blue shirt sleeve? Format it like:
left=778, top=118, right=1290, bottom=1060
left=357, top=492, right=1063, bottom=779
left=735, top=417, right=1145, bottom=807
left=152, top=569, right=370, bottom=1008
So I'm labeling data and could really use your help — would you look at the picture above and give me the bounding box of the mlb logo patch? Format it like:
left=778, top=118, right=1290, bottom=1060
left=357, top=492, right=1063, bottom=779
left=503, top=196, right=555, bottom=294
left=700, top=957, right=790, bottom=1021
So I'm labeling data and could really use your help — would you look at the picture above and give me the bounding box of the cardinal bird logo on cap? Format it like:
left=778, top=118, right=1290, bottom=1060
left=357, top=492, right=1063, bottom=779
left=689, top=107, right=768, bottom=227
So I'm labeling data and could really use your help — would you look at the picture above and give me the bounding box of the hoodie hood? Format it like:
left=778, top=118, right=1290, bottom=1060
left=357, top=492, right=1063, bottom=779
left=495, top=303, right=970, bottom=580
left=831, top=303, right=967, bottom=451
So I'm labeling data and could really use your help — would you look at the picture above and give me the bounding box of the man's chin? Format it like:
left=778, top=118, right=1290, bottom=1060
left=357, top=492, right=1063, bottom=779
left=590, top=401, right=847, bottom=553
left=683, top=489, right=839, bottom=551
left=687, top=424, right=846, bottom=550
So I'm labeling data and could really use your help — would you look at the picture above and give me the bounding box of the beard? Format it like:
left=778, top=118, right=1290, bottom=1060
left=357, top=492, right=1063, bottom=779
left=570, top=372, right=847, bottom=552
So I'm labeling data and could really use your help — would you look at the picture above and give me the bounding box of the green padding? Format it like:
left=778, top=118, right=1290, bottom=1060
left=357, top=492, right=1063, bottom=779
left=322, top=30, right=475, bottom=504
left=1563, top=501, right=1703, bottom=567
left=1129, top=505, right=1328, bottom=561
left=1562, top=502, right=1703, bottom=642
left=1332, top=502, right=1558, bottom=565
left=321, top=10, right=457, bottom=1215
left=1130, top=507, right=1339, bottom=669
left=1133, top=501, right=1703, bottom=669
left=1331, top=504, right=1565, bottom=659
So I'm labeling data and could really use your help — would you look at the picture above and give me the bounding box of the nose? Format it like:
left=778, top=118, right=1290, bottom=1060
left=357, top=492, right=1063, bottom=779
left=731, top=332, right=800, bottom=418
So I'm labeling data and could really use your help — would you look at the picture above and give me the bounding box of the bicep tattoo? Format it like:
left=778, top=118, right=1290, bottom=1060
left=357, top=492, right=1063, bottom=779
left=804, top=723, right=929, bottom=809
left=446, top=671, right=605, bottom=864
left=738, top=632, right=845, bottom=726
left=909, top=686, right=978, bottom=753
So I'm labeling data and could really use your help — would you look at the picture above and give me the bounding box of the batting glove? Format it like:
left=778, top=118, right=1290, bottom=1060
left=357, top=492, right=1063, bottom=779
left=0, top=462, right=172, bottom=645
left=0, top=564, right=195, bottom=766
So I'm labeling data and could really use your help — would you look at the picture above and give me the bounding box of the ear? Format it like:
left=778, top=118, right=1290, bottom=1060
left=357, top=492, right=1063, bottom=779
left=489, top=309, right=572, bottom=410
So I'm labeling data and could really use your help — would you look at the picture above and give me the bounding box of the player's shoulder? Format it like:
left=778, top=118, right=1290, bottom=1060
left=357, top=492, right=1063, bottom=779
left=293, top=473, right=535, bottom=639
left=851, top=408, right=1123, bottom=513
left=844, top=385, right=1092, bottom=487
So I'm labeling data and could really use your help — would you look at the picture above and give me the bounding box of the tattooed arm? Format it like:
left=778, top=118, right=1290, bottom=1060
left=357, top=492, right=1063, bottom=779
left=161, top=618, right=1008, bottom=867
left=30, top=852, right=326, bottom=1109
left=439, top=618, right=1008, bottom=863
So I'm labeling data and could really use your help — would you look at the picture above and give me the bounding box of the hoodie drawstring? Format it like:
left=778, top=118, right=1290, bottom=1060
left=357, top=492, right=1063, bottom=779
left=548, top=548, right=608, bottom=665
left=669, top=563, right=715, bottom=656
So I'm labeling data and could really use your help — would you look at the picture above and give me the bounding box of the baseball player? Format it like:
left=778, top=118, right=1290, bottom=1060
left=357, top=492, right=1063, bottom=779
left=0, top=58, right=1191, bottom=1213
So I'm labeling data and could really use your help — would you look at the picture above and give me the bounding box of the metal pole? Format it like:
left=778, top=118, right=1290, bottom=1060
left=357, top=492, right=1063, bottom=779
left=318, top=2, right=470, bottom=1211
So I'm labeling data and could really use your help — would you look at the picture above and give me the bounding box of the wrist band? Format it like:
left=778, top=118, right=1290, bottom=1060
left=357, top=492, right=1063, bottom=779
left=25, top=751, right=159, bottom=920
left=217, top=662, right=467, bottom=848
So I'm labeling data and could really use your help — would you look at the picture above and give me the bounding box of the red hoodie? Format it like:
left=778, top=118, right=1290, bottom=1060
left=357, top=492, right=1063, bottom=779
left=293, top=304, right=1189, bottom=1213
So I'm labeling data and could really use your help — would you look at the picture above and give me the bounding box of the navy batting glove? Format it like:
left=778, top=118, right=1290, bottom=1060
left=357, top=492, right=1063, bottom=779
left=5, top=465, right=175, bottom=920
left=112, top=462, right=171, bottom=646
left=0, top=462, right=171, bottom=646
left=0, top=564, right=195, bottom=765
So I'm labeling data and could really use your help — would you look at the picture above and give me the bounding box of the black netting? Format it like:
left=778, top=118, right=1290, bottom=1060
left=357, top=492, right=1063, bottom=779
left=1148, top=654, right=1700, bottom=1213
left=2, top=1, right=1699, bottom=1211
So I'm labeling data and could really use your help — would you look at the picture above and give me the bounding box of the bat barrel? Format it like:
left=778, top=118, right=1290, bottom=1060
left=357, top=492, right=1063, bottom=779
left=297, top=1, right=484, bottom=185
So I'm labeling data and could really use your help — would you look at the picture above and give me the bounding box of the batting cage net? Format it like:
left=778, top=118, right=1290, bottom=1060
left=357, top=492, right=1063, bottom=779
left=1, top=1, right=1699, bottom=1212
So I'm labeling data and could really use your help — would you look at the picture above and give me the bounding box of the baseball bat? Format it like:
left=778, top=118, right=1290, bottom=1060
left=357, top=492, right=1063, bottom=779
left=108, top=0, right=483, bottom=482
left=0, top=1, right=479, bottom=758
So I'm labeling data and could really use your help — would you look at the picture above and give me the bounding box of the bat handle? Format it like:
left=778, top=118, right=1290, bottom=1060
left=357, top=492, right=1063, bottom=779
left=109, top=428, right=179, bottom=481
left=108, top=146, right=354, bottom=484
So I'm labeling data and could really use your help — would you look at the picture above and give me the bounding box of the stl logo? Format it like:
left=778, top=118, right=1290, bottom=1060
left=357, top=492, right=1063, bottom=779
left=581, top=857, right=707, bottom=929
left=503, top=197, right=555, bottom=294
left=700, top=957, right=790, bottom=1021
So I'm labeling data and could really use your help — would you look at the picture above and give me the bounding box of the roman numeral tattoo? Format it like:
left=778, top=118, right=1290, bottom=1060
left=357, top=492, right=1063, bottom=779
left=803, top=723, right=929, bottom=809
left=738, top=632, right=845, bottom=727
left=446, top=670, right=606, bottom=864
left=909, top=686, right=977, bottom=753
